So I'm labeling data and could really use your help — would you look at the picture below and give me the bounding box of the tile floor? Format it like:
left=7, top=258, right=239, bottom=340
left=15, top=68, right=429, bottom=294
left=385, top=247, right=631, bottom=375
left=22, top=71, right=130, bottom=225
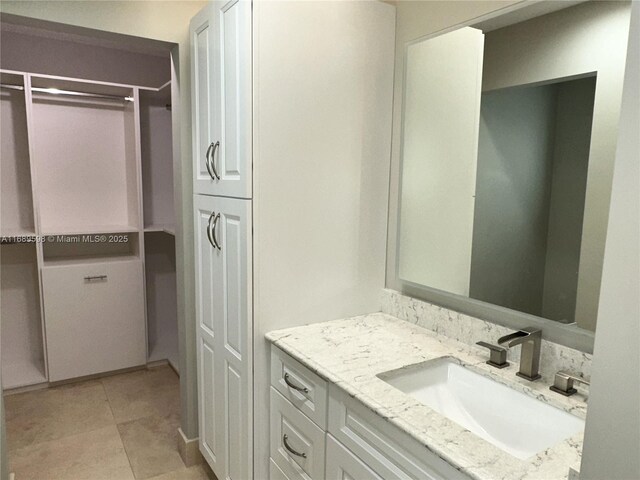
left=4, top=365, right=212, bottom=480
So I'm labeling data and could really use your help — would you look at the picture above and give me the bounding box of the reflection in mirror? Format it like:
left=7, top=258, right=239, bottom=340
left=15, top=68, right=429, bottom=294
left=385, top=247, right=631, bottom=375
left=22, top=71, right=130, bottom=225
left=398, top=2, right=632, bottom=334
left=470, top=77, right=595, bottom=324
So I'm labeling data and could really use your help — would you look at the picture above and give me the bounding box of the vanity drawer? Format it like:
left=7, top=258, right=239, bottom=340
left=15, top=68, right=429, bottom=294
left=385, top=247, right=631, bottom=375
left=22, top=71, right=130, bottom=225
left=328, top=385, right=469, bottom=480
left=270, top=388, right=326, bottom=480
left=271, top=347, right=328, bottom=429
left=326, top=433, right=383, bottom=480
left=270, top=458, right=291, bottom=480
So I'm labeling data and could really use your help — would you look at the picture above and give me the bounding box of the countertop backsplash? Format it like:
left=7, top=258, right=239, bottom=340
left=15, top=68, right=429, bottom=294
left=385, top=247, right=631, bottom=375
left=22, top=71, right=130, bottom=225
left=380, top=289, right=592, bottom=387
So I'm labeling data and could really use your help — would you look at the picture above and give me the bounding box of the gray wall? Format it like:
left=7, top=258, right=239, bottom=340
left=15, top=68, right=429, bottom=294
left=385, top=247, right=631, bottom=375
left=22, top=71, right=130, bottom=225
left=541, top=77, right=595, bottom=321
left=470, top=84, right=557, bottom=315
left=470, top=78, right=596, bottom=322
left=580, top=2, right=639, bottom=478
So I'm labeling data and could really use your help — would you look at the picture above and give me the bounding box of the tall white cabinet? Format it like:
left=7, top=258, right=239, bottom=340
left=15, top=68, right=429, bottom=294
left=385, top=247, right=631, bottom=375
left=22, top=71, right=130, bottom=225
left=191, top=1, right=396, bottom=478
left=192, top=1, right=252, bottom=199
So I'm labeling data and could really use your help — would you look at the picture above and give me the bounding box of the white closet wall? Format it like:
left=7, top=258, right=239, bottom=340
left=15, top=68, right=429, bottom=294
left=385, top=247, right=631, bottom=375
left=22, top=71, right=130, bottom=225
left=0, top=244, right=45, bottom=388
left=140, top=82, right=179, bottom=370
left=0, top=72, right=35, bottom=237
left=31, top=79, right=140, bottom=234
left=141, top=83, right=175, bottom=233
left=145, top=233, right=178, bottom=370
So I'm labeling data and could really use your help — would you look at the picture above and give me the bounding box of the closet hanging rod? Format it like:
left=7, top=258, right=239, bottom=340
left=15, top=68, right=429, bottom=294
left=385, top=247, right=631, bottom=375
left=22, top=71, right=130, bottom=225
left=0, top=83, right=134, bottom=102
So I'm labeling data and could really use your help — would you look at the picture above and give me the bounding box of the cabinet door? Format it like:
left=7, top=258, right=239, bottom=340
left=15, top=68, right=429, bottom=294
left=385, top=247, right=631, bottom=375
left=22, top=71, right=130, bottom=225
left=194, top=194, right=253, bottom=479
left=325, top=434, right=383, bottom=480
left=42, top=259, right=146, bottom=382
left=191, top=0, right=252, bottom=199
left=190, top=5, right=216, bottom=196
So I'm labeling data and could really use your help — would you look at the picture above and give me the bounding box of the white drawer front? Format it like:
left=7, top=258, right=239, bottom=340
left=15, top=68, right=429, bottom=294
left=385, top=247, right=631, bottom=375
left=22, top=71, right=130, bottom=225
left=270, top=458, right=291, bottom=480
left=42, top=259, right=146, bottom=382
left=270, top=388, right=325, bottom=480
left=326, top=433, right=383, bottom=480
left=328, top=385, right=470, bottom=480
left=271, top=347, right=328, bottom=429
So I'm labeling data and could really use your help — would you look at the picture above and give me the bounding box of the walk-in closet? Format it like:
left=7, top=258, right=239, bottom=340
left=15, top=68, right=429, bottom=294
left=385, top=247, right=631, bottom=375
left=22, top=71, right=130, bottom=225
left=0, top=21, right=180, bottom=390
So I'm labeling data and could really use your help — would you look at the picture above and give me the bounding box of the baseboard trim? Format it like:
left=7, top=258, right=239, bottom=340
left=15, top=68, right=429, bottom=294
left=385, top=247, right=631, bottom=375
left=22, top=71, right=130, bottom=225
left=177, top=427, right=203, bottom=467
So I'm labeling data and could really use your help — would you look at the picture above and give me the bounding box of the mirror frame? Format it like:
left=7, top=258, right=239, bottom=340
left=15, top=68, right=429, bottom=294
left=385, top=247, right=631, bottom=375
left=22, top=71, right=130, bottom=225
left=388, top=1, right=596, bottom=354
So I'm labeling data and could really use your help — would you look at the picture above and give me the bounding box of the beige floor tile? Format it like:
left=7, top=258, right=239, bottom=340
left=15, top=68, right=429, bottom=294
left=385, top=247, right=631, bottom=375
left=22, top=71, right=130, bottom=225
left=4, top=380, right=114, bottom=451
left=117, top=412, right=185, bottom=479
left=146, top=464, right=213, bottom=480
left=9, top=425, right=135, bottom=480
left=102, top=366, right=180, bottom=424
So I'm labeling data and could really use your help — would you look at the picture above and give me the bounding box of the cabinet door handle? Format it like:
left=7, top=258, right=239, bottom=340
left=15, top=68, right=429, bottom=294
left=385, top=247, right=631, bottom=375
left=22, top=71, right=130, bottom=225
left=284, top=373, right=309, bottom=393
left=206, top=211, right=216, bottom=248
left=205, top=141, right=220, bottom=181
left=211, top=141, right=220, bottom=180
left=211, top=213, right=221, bottom=250
left=205, top=142, right=216, bottom=180
left=283, top=434, right=307, bottom=458
left=84, top=275, right=107, bottom=281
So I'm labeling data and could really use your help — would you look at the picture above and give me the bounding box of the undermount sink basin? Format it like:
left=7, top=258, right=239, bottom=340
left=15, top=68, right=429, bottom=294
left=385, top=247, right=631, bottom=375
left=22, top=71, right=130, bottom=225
left=378, top=358, right=584, bottom=460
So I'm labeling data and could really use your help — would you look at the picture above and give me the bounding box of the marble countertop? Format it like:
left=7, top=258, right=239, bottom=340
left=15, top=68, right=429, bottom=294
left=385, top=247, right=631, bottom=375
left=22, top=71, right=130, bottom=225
left=266, top=313, right=586, bottom=480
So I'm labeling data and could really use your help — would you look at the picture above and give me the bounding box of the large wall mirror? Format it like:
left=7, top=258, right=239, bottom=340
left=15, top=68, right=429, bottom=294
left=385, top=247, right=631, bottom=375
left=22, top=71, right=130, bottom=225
left=396, top=1, right=632, bottom=350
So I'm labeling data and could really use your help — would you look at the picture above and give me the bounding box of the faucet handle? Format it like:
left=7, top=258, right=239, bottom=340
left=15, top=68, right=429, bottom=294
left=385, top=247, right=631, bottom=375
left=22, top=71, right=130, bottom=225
left=476, top=341, right=510, bottom=369
left=550, top=371, right=590, bottom=396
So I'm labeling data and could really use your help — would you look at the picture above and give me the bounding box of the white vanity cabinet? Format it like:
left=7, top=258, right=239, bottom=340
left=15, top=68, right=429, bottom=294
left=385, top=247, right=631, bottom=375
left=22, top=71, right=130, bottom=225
left=269, top=346, right=470, bottom=480
left=190, top=0, right=252, bottom=199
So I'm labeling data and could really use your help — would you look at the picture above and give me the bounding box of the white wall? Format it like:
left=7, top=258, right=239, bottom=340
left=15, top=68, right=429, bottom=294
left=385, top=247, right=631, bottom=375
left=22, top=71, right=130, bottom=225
left=0, top=29, right=169, bottom=87
left=481, top=1, right=632, bottom=330
left=580, top=2, right=639, bottom=478
left=0, top=0, right=206, bottom=441
left=252, top=1, right=395, bottom=475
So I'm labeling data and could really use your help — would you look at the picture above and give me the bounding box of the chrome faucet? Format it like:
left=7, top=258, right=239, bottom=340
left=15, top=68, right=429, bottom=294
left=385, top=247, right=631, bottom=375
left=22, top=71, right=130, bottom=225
left=498, top=327, right=542, bottom=381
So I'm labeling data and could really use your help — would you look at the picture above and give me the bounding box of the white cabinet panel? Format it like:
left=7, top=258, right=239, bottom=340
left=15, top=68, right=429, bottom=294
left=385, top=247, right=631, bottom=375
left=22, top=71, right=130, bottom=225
left=42, top=259, right=146, bottom=382
left=271, top=347, right=328, bottom=430
left=328, top=385, right=470, bottom=480
left=270, top=388, right=326, bottom=480
left=191, top=0, right=252, bottom=198
left=326, top=434, right=383, bottom=480
left=194, top=194, right=252, bottom=479
left=190, top=5, right=215, bottom=196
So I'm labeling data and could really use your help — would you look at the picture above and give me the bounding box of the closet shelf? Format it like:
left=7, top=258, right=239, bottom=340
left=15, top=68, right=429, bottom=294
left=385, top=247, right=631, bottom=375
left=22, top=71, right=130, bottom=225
left=144, top=224, right=175, bottom=236
left=1, top=228, right=36, bottom=240
left=42, top=225, right=139, bottom=236
left=42, top=254, right=140, bottom=268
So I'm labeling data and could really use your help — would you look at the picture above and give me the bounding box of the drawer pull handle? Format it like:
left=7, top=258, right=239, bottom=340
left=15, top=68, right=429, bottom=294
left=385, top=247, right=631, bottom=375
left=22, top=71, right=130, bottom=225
left=206, top=212, right=221, bottom=251
left=205, top=141, right=220, bottom=180
left=84, top=275, right=107, bottom=281
left=283, top=434, right=307, bottom=458
left=284, top=373, right=309, bottom=393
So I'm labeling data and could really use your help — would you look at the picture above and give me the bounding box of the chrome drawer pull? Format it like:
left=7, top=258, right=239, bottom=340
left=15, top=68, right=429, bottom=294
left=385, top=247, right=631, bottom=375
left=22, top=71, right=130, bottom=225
left=284, top=373, right=309, bottom=393
left=211, top=213, right=221, bottom=250
left=211, top=141, right=220, bottom=180
left=84, top=275, right=107, bottom=281
left=283, top=434, right=307, bottom=458
left=204, top=142, right=220, bottom=180
left=206, top=211, right=216, bottom=248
